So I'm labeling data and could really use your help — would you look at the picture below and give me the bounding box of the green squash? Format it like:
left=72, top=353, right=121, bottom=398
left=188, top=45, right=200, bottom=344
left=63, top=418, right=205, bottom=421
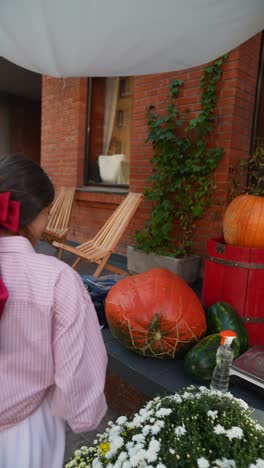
left=206, top=301, right=248, bottom=354
left=184, top=333, right=240, bottom=381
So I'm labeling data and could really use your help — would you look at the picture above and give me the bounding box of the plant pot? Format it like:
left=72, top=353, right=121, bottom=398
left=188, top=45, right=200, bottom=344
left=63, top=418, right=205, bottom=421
left=127, top=246, right=201, bottom=284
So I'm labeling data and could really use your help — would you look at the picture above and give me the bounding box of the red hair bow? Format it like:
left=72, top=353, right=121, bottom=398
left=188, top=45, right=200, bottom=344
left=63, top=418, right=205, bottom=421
left=0, top=280, right=8, bottom=319
left=0, top=192, right=20, bottom=233
left=0, top=192, right=20, bottom=317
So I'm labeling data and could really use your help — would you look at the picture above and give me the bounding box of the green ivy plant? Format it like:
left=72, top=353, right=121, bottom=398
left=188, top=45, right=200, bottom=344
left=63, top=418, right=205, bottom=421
left=248, top=141, right=264, bottom=195
left=135, top=57, right=227, bottom=257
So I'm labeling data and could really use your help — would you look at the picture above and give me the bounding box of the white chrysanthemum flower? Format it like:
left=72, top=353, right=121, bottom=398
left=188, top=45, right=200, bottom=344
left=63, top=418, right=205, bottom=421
left=255, top=424, right=264, bottom=432
left=199, top=386, right=208, bottom=393
left=157, top=464, right=167, bottom=468
left=182, top=391, right=194, bottom=400
left=116, top=415, right=127, bottom=425
left=92, top=458, right=104, bottom=468
left=207, top=410, right=218, bottom=419
left=108, top=426, right=121, bottom=439
left=173, top=394, right=182, bottom=403
left=156, top=407, right=172, bottom=417
left=132, top=433, right=145, bottom=443
left=214, top=458, right=236, bottom=467
left=117, top=451, right=128, bottom=462
left=169, top=448, right=176, bottom=454
left=130, top=414, right=143, bottom=428
left=151, top=419, right=165, bottom=435
left=67, top=461, right=78, bottom=468
left=122, top=461, right=132, bottom=468
left=74, top=449, right=82, bottom=457
left=151, top=425, right=162, bottom=435
left=142, top=425, right=152, bottom=436
left=214, top=424, right=226, bottom=435
left=110, top=435, right=124, bottom=451
left=175, top=424, right=187, bottom=437
left=235, top=398, right=248, bottom=410
left=197, top=457, right=210, bottom=468
left=146, top=439, right=160, bottom=463
left=126, top=441, right=134, bottom=449
left=225, top=426, right=243, bottom=440
left=130, top=448, right=147, bottom=467
left=210, top=390, right=225, bottom=398
left=249, top=461, right=264, bottom=468
left=139, top=407, right=152, bottom=416
left=142, top=411, right=153, bottom=422
left=128, top=442, right=144, bottom=458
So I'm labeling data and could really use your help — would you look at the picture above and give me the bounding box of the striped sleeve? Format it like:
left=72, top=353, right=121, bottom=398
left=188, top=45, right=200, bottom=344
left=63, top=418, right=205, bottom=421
left=50, top=266, right=108, bottom=433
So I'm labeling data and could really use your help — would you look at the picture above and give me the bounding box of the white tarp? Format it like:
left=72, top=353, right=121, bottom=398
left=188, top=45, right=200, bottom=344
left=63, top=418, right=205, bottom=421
left=0, top=0, right=263, bottom=78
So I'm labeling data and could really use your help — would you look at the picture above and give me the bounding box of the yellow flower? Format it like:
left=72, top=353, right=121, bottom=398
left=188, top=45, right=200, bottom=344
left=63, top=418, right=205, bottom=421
left=99, top=442, right=110, bottom=455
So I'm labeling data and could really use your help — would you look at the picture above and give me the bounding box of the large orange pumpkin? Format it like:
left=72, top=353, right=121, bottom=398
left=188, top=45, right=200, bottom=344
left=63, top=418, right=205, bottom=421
left=105, top=268, right=206, bottom=359
left=223, top=194, right=264, bottom=248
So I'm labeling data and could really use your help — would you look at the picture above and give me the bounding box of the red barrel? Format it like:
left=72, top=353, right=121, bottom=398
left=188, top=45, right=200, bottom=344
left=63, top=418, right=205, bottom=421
left=202, top=238, right=264, bottom=346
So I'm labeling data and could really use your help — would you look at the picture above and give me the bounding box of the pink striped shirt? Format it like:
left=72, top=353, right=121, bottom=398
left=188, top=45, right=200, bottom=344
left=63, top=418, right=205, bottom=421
left=0, top=236, right=107, bottom=433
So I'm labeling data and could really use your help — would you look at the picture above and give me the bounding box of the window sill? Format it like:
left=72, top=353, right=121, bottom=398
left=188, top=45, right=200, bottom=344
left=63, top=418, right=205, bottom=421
left=76, top=186, right=129, bottom=205
left=77, top=186, right=129, bottom=195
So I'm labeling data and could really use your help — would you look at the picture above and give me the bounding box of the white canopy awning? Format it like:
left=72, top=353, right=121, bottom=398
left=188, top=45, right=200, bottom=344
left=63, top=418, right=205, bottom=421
left=0, top=0, right=263, bottom=78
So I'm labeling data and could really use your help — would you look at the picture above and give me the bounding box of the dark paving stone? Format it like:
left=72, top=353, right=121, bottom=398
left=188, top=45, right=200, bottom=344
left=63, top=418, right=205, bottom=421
left=64, top=409, right=117, bottom=464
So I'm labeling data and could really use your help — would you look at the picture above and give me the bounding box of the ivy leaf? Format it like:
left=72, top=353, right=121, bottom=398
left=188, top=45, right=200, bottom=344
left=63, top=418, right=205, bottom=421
left=191, top=205, right=203, bottom=217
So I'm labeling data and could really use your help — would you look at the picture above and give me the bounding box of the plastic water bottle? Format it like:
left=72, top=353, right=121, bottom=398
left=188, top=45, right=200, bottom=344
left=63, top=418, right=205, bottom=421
left=210, top=330, right=237, bottom=393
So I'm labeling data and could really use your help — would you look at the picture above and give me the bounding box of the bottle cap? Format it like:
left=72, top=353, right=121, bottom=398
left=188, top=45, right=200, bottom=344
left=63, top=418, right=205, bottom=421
left=220, top=330, right=237, bottom=346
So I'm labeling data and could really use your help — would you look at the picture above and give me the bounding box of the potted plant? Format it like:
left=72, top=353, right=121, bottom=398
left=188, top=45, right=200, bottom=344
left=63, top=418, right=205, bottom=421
left=65, top=385, right=264, bottom=468
left=127, top=58, right=226, bottom=283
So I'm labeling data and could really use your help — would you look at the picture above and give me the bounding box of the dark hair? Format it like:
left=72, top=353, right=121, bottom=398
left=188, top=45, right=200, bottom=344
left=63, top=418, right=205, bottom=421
left=0, top=154, right=54, bottom=229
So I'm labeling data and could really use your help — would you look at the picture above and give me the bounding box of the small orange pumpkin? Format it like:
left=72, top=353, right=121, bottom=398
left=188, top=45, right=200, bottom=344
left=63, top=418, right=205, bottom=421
left=223, top=194, right=264, bottom=248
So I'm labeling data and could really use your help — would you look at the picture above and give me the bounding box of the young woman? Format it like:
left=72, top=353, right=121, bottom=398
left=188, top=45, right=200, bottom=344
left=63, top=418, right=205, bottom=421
left=0, top=154, right=107, bottom=467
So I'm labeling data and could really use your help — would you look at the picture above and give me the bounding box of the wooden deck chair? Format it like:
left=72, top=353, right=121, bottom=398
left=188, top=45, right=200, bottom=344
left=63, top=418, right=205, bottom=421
left=53, top=192, right=143, bottom=277
left=42, top=187, right=75, bottom=259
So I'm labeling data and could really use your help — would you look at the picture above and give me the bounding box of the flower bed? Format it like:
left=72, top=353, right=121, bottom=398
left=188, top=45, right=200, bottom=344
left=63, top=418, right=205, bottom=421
left=65, top=386, right=264, bottom=468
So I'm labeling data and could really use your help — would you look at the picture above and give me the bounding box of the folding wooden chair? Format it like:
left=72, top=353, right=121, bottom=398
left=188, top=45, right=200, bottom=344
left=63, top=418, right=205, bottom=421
left=53, top=192, right=143, bottom=277
left=42, top=187, right=75, bottom=259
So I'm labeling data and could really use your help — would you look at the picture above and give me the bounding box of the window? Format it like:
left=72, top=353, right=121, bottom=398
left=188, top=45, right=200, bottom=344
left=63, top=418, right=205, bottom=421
left=85, top=77, right=134, bottom=186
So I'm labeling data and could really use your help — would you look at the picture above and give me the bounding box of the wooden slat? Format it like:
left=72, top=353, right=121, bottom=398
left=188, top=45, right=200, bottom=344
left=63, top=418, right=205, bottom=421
left=53, top=241, right=111, bottom=261
left=54, top=192, right=143, bottom=276
left=43, top=187, right=75, bottom=251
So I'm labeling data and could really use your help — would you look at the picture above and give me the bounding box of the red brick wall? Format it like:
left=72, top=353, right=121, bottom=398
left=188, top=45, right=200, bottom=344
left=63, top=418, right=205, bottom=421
left=255, top=40, right=264, bottom=140
left=70, top=190, right=127, bottom=249
left=130, top=34, right=262, bottom=257
left=41, top=76, right=87, bottom=187
left=40, top=34, right=262, bottom=259
left=10, top=96, right=41, bottom=164
left=105, top=370, right=148, bottom=416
